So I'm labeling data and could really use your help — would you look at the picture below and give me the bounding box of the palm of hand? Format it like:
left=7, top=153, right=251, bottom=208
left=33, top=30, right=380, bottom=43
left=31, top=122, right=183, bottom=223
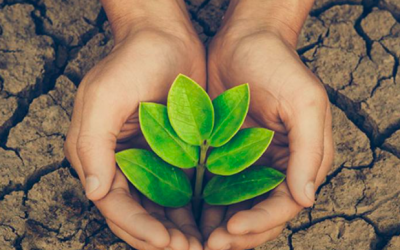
left=199, top=33, right=333, bottom=250
left=67, top=26, right=333, bottom=250
left=65, top=30, right=206, bottom=250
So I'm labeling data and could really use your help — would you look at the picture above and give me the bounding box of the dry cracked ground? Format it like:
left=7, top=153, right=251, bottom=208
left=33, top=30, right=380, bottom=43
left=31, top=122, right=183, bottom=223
left=1, top=0, right=400, bottom=249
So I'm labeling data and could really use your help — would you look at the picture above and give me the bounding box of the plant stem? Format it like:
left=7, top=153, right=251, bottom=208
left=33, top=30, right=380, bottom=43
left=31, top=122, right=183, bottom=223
left=193, top=142, right=208, bottom=220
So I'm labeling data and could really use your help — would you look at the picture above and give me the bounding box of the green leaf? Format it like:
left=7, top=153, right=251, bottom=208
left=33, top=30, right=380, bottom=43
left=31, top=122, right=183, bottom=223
left=139, top=102, right=199, bottom=168
left=167, top=74, right=214, bottom=146
left=208, top=84, right=250, bottom=147
left=116, top=149, right=192, bottom=207
left=206, top=128, right=274, bottom=175
left=203, top=166, right=285, bottom=205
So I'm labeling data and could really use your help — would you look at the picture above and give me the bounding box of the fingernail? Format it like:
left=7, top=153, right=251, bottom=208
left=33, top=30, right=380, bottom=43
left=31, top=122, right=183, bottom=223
left=305, top=181, right=315, bottom=204
left=85, top=175, right=100, bottom=195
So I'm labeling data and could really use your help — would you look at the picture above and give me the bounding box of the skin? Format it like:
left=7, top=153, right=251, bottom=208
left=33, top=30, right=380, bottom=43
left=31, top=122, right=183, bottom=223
left=64, top=0, right=334, bottom=250
left=202, top=1, right=334, bottom=249
left=64, top=1, right=205, bottom=249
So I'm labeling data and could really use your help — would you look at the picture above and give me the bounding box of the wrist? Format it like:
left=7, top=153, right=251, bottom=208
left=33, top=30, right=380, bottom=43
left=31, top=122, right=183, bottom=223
left=221, top=0, right=314, bottom=47
left=101, top=0, right=196, bottom=44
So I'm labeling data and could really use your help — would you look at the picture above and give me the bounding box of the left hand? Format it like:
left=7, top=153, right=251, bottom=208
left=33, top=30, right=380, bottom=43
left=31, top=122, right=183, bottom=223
left=201, top=2, right=334, bottom=249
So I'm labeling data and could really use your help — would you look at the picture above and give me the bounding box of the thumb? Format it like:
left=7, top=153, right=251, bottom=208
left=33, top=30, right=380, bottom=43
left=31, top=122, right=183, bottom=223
left=284, top=90, right=327, bottom=207
left=77, top=86, right=135, bottom=201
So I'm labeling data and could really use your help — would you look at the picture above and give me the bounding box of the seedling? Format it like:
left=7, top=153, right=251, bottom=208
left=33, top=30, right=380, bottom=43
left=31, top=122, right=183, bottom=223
left=115, top=74, right=285, bottom=217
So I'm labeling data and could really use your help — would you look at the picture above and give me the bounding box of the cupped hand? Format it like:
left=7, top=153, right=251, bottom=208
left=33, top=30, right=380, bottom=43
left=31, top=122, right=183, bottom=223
left=64, top=14, right=205, bottom=250
left=202, top=22, right=334, bottom=250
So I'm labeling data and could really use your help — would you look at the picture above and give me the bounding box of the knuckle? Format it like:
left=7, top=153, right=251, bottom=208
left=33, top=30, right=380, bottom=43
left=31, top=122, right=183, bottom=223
left=306, top=92, right=327, bottom=108
left=76, top=134, right=97, bottom=157
left=299, top=84, right=329, bottom=108
left=291, top=147, right=324, bottom=166
left=76, top=132, right=116, bottom=159
left=84, top=79, right=116, bottom=101
left=308, top=149, right=324, bottom=165
left=272, top=189, right=291, bottom=200
left=127, top=211, right=146, bottom=225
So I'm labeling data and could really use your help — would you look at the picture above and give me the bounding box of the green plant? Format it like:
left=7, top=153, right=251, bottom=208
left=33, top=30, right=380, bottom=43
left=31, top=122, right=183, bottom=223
left=115, top=74, right=285, bottom=217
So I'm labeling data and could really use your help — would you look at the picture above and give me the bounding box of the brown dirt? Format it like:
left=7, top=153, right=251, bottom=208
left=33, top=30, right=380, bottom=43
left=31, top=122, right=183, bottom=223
left=0, top=0, right=400, bottom=249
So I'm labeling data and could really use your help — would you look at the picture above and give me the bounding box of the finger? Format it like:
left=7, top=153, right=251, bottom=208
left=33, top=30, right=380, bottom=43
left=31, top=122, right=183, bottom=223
left=166, top=204, right=203, bottom=241
left=224, top=200, right=252, bottom=223
left=188, top=236, right=203, bottom=250
left=142, top=196, right=166, bottom=219
left=142, top=199, right=189, bottom=250
left=206, top=224, right=284, bottom=250
left=166, top=228, right=190, bottom=250
left=227, top=182, right=302, bottom=235
left=166, top=205, right=203, bottom=250
left=64, top=83, right=86, bottom=184
left=283, top=85, right=328, bottom=207
left=76, top=82, right=136, bottom=201
left=200, top=203, right=226, bottom=240
left=115, top=134, right=149, bottom=152
left=232, top=225, right=284, bottom=250
left=201, top=201, right=251, bottom=243
left=116, top=113, right=141, bottom=143
left=95, top=170, right=170, bottom=248
left=315, top=104, right=334, bottom=186
left=128, top=183, right=141, bottom=204
left=107, top=219, right=161, bottom=250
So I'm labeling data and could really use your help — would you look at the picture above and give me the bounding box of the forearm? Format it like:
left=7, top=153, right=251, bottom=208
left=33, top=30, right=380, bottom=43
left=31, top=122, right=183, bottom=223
left=100, top=0, right=193, bottom=42
left=223, top=0, right=315, bottom=47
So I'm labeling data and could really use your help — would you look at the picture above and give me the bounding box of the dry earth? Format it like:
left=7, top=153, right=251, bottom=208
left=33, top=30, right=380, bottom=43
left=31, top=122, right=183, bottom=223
left=1, top=0, right=400, bottom=249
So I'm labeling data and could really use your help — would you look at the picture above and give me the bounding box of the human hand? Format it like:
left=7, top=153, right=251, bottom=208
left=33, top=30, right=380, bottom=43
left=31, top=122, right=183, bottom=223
left=202, top=0, right=334, bottom=249
left=64, top=1, right=205, bottom=249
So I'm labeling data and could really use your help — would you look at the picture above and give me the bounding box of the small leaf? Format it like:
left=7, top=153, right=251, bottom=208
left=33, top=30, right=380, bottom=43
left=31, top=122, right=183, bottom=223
left=208, top=84, right=250, bottom=147
left=167, top=74, right=214, bottom=146
left=139, top=102, right=199, bottom=168
left=203, top=166, right=285, bottom=205
left=206, top=128, right=274, bottom=175
left=116, top=149, right=192, bottom=207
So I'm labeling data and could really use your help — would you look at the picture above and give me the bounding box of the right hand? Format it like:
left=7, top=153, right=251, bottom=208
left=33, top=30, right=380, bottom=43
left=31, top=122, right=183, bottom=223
left=64, top=4, right=205, bottom=249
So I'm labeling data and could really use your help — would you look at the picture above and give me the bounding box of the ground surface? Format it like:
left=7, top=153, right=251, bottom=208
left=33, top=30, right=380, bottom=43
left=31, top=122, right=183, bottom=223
left=0, top=0, right=400, bottom=249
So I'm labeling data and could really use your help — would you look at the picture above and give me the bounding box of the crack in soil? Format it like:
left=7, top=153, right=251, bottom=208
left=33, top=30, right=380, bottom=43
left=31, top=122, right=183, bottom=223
left=1, top=0, right=400, bottom=249
left=0, top=159, right=68, bottom=201
left=304, top=1, right=400, bottom=150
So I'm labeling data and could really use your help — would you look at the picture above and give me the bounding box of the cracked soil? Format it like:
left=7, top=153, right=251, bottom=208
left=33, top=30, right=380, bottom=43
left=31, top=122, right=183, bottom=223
left=1, top=0, right=400, bottom=249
